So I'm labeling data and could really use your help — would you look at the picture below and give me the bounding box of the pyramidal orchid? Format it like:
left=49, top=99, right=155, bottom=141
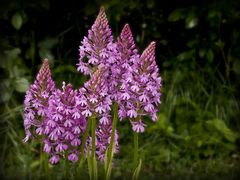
left=44, top=82, right=87, bottom=164
left=117, top=24, right=139, bottom=68
left=79, top=66, right=112, bottom=119
left=116, top=24, right=139, bottom=120
left=79, top=66, right=119, bottom=161
left=137, top=42, right=162, bottom=120
left=117, top=40, right=162, bottom=133
left=23, top=58, right=56, bottom=143
left=77, top=7, right=115, bottom=76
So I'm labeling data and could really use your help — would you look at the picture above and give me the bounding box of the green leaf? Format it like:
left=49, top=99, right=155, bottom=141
left=132, top=159, right=142, bottom=180
left=87, top=148, right=92, bottom=180
left=93, top=155, right=98, bottom=180
left=223, top=127, right=237, bottom=143
left=39, top=49, right=55, bottom=61
left=159, top=148, right=171, bottom=163
left=11, top=12, right=23, bottom=30
left=197, top=140, right=202, bottom=147
left=177, top=50, right=195, bottom=61
left=14, top=77, right=29, bottom=92
left=207, top=119, right=237, bottom=143
left=78, top=156, right=86, bottom=175
left=0, top=79, right=11, bottom=103
left=30, top=160, right=40, bottom=169
left=215, top=40, right=225, bottom=49
left=0, top=48, right=21, bottom=69
left=168, top=9, right=184, bottom=22
left=166, top=126, right=174, bottom=134
left=207, top=49, right=214, bottom=62
left=38, top=38, right=58, bottom=49
left=233, top=60, right=240, bottom=75
left=104, top=147, right=109, bottom=172
left=211, top=119, right=227, bottom=132
left=204, top=147, right=215, bottom=157
left=155, top=114, right=167, bottom=130
left=185, top=15, right=198, bottom=29
left=199, top=49, right=206, bottom=58
left=106, top=141, right=115, bottom=180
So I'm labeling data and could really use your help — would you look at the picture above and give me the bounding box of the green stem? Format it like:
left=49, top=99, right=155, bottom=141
left=44, top=153, right=50, bottom=180
left=77, top=119, right=91, bottom=178
left=91, top=116, right=97, bottom=180
left=64, top=151, right=70, bottom=179
left=133, top=132, right=139, bottom=168
left=79, top=119, right=91, bottom=161
left=106, top=102, right=118, bottom=180
left=41, top=144, right=50, bottom=180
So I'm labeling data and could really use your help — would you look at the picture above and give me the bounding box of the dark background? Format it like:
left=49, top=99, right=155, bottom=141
left=0, top=0, right=240, bottom=179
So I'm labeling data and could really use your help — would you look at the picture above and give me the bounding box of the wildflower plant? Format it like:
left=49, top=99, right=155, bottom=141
left=121, top=42, right=162, bottom=133
left=45, top=82, right=87, bottom=164
left=23, top=59, right=56, bottom=143
left=77, top=7, right=115, bottom=76
left=23, top=6, right=161, bottom=180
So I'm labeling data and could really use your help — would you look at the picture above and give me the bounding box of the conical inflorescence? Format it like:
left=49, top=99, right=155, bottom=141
left=23, top=58, right=56, bottom=142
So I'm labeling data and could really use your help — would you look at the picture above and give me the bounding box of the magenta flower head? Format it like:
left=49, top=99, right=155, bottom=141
left=79, top=66, right=112, bottom=119
left=110, top=24, right=139, bottom=101
left=117, top=24, right=139, bottom=67
left=117, top=24, right=138, bottom=118
left=116, top=23, right=139, bottom=104
left=43, top=82, right=87, bottom=164
left=23, top=58, right=56, bottom=142
left=77, top=7, right=116, bottom=75
left=118, top=42, right=162, bottom=133
left=78, top=66, right=119, bottom=161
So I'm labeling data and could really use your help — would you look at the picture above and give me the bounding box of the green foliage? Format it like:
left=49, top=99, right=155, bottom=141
left=11, top=12, right=23, bottom=30
left=0, top=0, right=240, bottom=179
left=132, top=159, right=142, bottom=180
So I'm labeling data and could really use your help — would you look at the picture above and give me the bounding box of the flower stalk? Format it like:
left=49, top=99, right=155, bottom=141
left=105, top=102, right=118, bottom=180
left=79, top=119, right=91, bottom=161
left=78, top=119, right=91, bottom=177
left=91, top=116, right=97, bottom=180
left=41, top=145, right=50, bottom=180
left=133, top=132, right=139, bottom=168
left=65, top=153, right=70, bottom=179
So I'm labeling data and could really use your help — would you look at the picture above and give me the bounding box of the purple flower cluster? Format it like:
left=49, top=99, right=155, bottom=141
left=118, top=42, right=162, bottom=133
left=43, top=82, right=87, bottom=164
left=78, top=67, right=119, bottom=161
left=79, top=66, right=112, bottom=119
left=77, top=7, right=121, bottom=101
left=77, top=7, right=116, bottom=76
left=24, top=59, right=118, bottom=163
left=77, top=8, right=162, bottom=133
left=23, top=59, right=55, bottom=143
left=23, top=60, right=87, bottom=164
left=76, top=7, right=122, bottom=160
left=23, top=6, right=161, bottom=165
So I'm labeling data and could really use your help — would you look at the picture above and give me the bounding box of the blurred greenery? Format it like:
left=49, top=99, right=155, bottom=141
left=0, top=0, right=240, bottom=179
